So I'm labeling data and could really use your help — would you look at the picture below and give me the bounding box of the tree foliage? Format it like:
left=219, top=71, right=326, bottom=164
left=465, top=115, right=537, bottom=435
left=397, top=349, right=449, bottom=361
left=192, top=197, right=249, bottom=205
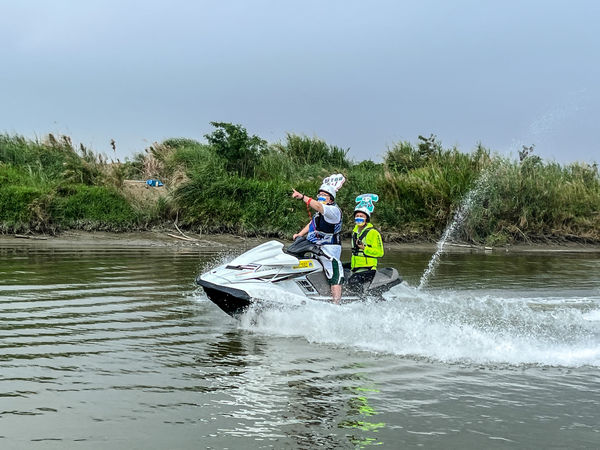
left=204, top=122, right=267, bottom=177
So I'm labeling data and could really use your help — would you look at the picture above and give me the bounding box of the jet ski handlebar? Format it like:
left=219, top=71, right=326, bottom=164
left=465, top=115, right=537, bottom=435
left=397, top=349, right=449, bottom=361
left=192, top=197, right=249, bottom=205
left=285, top=236, right=325, bottom=257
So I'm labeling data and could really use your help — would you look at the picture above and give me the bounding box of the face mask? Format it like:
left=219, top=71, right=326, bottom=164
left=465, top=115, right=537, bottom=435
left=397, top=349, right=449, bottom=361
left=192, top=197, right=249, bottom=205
left=355, top=217, right=366, bottom=225
left=317, top=196, right=328, bottom=204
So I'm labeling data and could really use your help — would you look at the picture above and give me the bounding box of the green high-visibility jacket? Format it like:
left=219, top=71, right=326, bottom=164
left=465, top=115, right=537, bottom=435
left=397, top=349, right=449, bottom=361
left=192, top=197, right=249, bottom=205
left=351, top=223, right=384, bottom=271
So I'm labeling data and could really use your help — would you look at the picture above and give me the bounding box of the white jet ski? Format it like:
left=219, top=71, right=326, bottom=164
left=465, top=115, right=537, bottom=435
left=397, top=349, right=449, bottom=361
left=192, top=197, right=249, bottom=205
left=196, top=237, right=402, bottom=317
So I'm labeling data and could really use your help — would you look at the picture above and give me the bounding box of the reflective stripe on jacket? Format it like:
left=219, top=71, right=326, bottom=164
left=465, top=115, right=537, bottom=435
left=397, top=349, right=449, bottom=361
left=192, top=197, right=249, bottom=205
left=351, top=223, right=384, bottom=271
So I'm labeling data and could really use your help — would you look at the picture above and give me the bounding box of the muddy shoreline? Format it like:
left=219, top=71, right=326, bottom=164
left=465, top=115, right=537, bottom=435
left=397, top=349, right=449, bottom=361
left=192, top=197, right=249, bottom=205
left=2, top=230, right=600, bottom=254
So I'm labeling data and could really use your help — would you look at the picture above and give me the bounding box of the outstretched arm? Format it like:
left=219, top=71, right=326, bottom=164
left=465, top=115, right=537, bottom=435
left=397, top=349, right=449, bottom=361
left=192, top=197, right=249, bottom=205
left=292, top=189, right=324, bottom=214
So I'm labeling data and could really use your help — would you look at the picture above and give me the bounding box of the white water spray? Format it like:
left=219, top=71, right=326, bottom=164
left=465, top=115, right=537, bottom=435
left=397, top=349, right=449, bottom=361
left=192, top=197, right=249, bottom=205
left=237, top=287, right=600, bottom=368
left=418, top=170, right=492, bottom=289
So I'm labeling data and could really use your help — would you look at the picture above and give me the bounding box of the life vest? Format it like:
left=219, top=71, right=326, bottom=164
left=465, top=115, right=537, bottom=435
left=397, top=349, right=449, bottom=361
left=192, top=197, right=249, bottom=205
left=307, top=205, right=342, bottom=245
left=351, top=224, right=382, bottom=270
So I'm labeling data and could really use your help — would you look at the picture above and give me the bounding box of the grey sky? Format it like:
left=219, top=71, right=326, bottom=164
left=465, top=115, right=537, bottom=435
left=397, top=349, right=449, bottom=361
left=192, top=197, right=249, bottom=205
left=1, top=0, right=599, bottom=163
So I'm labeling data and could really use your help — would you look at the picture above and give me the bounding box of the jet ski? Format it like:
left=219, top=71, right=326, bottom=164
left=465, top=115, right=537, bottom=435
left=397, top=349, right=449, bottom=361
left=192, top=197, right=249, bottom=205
left=196, top=237, right=402, bottom=318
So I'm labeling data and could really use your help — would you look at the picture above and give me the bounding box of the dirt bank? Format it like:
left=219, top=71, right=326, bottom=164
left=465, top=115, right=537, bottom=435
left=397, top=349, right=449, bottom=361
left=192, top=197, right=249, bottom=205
left=2, top=230, right=600, bottom=254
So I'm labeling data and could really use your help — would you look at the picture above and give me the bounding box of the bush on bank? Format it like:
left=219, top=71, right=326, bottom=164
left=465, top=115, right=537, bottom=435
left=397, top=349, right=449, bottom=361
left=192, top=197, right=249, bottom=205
left=0, top=125, right=599, bottom=244
left=0, top=134, right=142, bottom=233
left=463, top=157, right=600, bottom=244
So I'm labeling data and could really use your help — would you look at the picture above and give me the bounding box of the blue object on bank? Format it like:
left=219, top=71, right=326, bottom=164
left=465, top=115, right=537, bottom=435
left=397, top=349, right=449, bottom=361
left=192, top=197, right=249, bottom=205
left=146, top=179, right=164, bottom=187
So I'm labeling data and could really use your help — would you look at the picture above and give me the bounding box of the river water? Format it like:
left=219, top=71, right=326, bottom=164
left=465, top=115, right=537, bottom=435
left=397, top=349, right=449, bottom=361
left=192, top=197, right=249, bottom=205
left=1, top=241, right=599, bottom=449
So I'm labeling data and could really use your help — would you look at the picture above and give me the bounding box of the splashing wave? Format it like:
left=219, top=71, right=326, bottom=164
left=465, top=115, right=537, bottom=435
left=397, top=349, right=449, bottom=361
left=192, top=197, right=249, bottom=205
left=238, top=284, right=600, bottom=368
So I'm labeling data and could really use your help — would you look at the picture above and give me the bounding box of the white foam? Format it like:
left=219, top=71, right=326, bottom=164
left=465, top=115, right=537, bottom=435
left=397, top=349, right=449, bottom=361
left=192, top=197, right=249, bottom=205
left=197, top=244, right=600, bottom=368
left=239, top=289, right=600, bottom=368
left=583, top=309, right=600, bottom=322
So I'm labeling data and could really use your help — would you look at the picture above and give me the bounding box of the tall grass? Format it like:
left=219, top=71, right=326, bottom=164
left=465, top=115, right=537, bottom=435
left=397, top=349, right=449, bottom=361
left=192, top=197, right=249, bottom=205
left=0, top=134, right=144, bottom=233
left=174, top=175, right=302, bottom=236
left=463, top=157, right=600, bottom=244
left=272, top=133, right=351, bottom=169
left=49, top=185, right=139, bottom=230
left=1, top=129, right=598, bottom=244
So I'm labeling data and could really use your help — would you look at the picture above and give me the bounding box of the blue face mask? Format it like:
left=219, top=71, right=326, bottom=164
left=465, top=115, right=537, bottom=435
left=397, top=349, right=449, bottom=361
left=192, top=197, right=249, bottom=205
left=317, top=196, right=328, bottom=204
left=355, top=217, right=366, bottom=225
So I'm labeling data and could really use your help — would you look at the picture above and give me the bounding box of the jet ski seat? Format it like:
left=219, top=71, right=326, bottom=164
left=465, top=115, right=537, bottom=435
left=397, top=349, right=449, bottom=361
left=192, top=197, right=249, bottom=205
left=370, top=268, right=401, bottom=292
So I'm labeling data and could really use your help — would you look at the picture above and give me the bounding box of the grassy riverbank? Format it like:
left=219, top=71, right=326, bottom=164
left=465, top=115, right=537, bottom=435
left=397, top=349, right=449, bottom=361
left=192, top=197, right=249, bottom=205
left=1, top=125, right=599, bottom=245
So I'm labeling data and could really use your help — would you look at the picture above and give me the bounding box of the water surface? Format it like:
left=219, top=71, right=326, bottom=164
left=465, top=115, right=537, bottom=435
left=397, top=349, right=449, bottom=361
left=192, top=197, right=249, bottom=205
left=1, top=242, right=599, bottom=448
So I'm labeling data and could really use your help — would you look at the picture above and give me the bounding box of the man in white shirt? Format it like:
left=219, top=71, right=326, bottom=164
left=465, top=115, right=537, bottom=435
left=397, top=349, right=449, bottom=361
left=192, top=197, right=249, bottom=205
left=291, top=184, right=344, bottom=303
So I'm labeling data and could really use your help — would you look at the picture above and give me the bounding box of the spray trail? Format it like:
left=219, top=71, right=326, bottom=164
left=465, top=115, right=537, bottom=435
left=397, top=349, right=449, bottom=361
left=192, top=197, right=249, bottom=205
left=238, top=284, right=600, bottom=368
left=418, top=169, right=492, bottom=289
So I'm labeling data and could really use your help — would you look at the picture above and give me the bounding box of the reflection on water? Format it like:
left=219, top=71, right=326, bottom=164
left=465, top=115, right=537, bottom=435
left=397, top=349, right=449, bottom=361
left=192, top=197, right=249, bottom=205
left=0, top=242, right=599, bottom=448
left=193, top=330, right=384, bottom=448
left=338, top=367, right=386, bottom=448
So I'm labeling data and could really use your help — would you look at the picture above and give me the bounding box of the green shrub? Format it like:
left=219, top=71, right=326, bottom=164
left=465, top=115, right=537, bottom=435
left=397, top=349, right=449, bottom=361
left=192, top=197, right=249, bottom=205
left=174, top=173, right=308, bottom=235
left=50, top=185, right=139, bottom=230
left=272, top=133, right=351, bottom=169
left=204, top=122, right=267, bottom=178
left=167, top=141, right=224, bottom=177
left=463, top=157, right=600, bottom=243
left=0, top=185, right=47, bottom=231
left=0, top=130, right=598, bottom=244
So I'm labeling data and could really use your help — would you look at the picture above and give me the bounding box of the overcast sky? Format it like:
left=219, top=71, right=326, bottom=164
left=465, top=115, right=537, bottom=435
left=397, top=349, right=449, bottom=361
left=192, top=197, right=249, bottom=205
left=1, top=0, right=599, bottom=163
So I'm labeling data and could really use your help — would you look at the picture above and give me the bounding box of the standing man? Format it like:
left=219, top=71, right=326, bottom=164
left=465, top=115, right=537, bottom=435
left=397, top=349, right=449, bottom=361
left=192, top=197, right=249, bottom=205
left=348, top=194, right=384, bottom=291
left=292, top=175, right=345, bottom=303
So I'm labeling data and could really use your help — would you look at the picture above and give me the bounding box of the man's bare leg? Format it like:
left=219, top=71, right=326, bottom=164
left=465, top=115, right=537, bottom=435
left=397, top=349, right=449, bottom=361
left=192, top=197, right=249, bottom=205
left=331, top=285, right=342, bottom=304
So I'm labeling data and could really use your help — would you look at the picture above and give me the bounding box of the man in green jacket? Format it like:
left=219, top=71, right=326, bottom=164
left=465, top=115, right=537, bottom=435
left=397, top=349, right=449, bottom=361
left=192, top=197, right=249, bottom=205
left=348, top=194, right=384, bottom=291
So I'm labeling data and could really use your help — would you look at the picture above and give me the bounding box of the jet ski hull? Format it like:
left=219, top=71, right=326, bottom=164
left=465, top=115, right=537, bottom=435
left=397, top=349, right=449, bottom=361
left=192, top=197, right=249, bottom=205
left=196, top=278, right=253, bottom=317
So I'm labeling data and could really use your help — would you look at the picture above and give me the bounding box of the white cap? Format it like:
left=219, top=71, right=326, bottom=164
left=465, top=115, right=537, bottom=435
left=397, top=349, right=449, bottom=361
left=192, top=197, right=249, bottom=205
left=318, top=174, right=345, bottom=199
left=354, top=204, right=372, bottom=217
left=318, top=183, right=337, bottom=199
